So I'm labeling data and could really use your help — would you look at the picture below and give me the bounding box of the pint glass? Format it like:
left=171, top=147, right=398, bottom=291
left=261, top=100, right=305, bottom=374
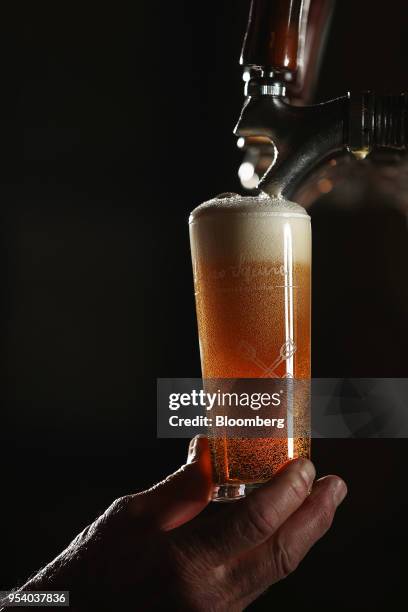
left=189, top=194, right=311, bottom=501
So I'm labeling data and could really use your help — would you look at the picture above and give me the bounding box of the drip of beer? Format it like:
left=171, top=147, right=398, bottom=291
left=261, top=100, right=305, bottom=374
left=189, top=193, right=311, bottom=500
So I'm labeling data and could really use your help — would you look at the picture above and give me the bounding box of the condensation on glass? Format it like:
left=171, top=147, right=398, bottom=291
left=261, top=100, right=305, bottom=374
left=189, top=193, right=311, bottom=501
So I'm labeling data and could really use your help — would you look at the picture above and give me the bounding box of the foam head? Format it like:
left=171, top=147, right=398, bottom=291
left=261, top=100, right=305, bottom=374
left=189, top=193, right=311, bottom=264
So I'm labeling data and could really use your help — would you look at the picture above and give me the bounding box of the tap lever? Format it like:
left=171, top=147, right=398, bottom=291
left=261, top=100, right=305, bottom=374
left=242, top=0, right=336, bottom=103
left=241, top=0, right=304, bottom=75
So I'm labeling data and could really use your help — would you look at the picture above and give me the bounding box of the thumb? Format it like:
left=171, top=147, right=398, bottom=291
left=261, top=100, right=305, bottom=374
left=131, top=436, right=213, bottom=531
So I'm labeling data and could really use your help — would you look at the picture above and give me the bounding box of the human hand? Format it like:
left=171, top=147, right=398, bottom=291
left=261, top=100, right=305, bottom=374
left=15, top=437, right=346, bottom=611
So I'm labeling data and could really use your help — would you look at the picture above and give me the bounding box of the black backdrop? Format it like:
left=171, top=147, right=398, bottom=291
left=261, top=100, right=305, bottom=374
left=1, top=1, right=408, bottom=610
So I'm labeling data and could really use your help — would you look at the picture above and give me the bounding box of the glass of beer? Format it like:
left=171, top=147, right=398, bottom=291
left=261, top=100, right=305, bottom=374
left=189, top=193, right=311, bottom=501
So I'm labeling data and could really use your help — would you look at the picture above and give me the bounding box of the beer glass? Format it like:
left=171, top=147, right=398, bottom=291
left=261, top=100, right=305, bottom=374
left=189, top=193, right=311, bottom=501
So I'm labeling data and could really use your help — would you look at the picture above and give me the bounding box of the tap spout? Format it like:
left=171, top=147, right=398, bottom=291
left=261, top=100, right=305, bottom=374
left=234, top=92, right=348, bottom=198
left=235, top=90, right=408, bottom=199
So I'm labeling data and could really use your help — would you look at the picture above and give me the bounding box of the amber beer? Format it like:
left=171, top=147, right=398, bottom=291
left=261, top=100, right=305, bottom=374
left=189, top=194, right=311, bottom=501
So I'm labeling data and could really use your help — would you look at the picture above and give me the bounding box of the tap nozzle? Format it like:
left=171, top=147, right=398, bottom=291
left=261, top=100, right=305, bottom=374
left=234, top=91, right=348, bottom=198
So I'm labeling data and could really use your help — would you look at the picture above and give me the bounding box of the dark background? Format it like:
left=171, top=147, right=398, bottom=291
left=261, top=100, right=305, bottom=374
left=1, top=1, right=408, bottom=610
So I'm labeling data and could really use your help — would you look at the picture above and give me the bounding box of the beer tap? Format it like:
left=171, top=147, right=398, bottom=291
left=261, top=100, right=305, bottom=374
left=235, top=0, right=408, bottom=200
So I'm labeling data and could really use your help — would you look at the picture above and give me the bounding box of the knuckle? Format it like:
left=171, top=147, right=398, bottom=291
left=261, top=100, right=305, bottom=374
left=108, top=494, right=133, bottom=516
left=167, top=543, right=227, bottom=611
left=316, top=499, right=335, bottom=533
left=244, top=498, right=281, bottom=541
left=272, top=536, right=299, bottom=579
left=228, top=559, right=268, bottom=603
left=97, top=494, right=136, bottom=529
left=287, top=473, right=309, bottom=502
left=169, top=533, right=211, bottom=577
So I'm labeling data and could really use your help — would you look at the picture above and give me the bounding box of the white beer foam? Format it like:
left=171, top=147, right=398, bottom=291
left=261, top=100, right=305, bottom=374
left=189, top=193, right=311, bottom=264
left=189, top=192, right=308, bottom=220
